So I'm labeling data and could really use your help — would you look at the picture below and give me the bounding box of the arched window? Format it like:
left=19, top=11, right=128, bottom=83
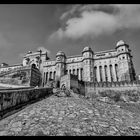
left=115, top=64, right=118, bottom=81
left=99, top=66, right=102, bottom=82
left=109, top=65, right=113, bottom=82
left=94, top=66, right=97, bottom=82
left=104, top=65, right=108, bottom=82
left=73, top=69, right=75, bottom=75
left=31, top=63, right=36, bottom=69
left=77, top=69, right=79, bottom=76
left=69, top=69, right=71, bottom=74
left=65, top=70, right=68, bottom=75
left=46, top=72, right=48, bottom=83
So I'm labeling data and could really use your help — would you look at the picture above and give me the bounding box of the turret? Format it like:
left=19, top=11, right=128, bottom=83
left=55, top=51, right=66, bottom=81
left=82, top=46, right=94, bottom=82
left=116, top=40, right=136, bottom=81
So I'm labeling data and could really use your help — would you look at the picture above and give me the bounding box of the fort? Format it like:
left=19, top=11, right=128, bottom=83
left=0, top=40, right=137, bottom=91
left=0, top=40, right=140, bottom=136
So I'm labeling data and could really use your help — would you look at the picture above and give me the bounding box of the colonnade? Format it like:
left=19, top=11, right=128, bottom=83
left=43, top=71, right=56, bottom=84
left=66, top=68, right=83, bottom=80
left=43, top=68, right=84, bottom=85
left=94, top=64, right=118, bottom=82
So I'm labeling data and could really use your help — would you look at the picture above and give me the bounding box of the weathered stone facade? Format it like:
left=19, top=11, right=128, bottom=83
left=0, top=65, right=42, bottom=88
left=22, top=40, right=136, bottom=86
left=0, top=40, right=136, bottom=87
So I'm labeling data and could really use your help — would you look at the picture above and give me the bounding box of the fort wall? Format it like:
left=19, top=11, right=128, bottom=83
left=85, top=81, right=140, bottom=98
left=0, top=87, right=53, bottom=120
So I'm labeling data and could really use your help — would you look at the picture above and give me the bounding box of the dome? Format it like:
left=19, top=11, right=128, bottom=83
left=116, top=40, right=125, bottom=47
left=82, top=46, right=93, bottom=53
left=56, top=51, right=65, bottom=56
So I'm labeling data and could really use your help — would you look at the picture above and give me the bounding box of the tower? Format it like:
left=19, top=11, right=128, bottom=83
left=116, top=40, right=136, bottom=81
left=55, top=51, right=66, bottom=81
left=82, top=46, right=94, bottom=82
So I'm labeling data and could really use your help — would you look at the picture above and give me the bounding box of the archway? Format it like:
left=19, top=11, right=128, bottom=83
left=31, top=63, right=37, bottom=69
left=61, top=84, right=66, bottom=90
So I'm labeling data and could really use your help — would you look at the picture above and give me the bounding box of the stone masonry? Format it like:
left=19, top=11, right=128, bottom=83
left=22, top=40, right=136, bottom=87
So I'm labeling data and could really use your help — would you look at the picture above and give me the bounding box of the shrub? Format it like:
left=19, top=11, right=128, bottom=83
left=64, top=89, right=71, bottom=97
left=98, top=90, right=122, bottom=102
left=128, top=92, right=139, bottom=102
left=98, top=91, right=107, bottom=97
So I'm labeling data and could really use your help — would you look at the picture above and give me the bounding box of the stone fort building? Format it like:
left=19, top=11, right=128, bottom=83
left=21, top=40, right=136, bottom=86
left=0, top=40, right=136, bottom=87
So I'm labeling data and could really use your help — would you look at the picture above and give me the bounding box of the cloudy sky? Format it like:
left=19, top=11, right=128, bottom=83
left=0, top=4, right=140, bottom=74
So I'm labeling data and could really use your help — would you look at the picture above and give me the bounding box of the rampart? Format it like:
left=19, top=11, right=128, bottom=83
left=0, top=87, right=53, bottom=120
left=85, top=81, right=140, bottom=98
left=0, top=65, right=42, bottom=87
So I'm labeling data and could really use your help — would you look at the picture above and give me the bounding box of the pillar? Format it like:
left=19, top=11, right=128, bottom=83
left=112, top=64, right=117, bottom=82
left=107, top=65, right=111, bottom=82
left=102, top=65, right=106, bottom=82
left=79, top=68, right=81, bottom=80
left=97, top=66, right=100, bottom=82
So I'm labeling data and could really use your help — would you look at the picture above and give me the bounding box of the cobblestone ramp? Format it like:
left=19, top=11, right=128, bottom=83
left=1, top=93, right=140, bottom=136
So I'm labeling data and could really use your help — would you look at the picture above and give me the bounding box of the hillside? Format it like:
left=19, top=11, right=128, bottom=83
left=0, top=92, right=140, bottom=136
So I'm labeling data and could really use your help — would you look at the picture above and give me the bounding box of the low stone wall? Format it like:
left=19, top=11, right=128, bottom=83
left=0, top=87, right=53, bottom=119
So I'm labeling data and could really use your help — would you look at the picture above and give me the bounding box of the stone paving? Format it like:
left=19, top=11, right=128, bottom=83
left=0, top=92, right=140, bottom=136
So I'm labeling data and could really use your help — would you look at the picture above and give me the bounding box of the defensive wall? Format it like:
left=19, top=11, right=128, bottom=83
left=0, top=87, right=53, bottom=120
left=0, top=65, right=42, bottom=88
left=85, top=81, right=140, bottom=98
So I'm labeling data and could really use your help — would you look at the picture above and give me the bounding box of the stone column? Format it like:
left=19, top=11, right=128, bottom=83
left=112, top=64, right=117, bottom=82
left=43, top=72, right=45, bottom=86
left=102, top=66, right=106, bottom=82
left=79, top=68, right=81, bottom=80
left=107, top=65, right=111, bottom=82
left=81, top=68, right=83, bottom=81
left=97, top=66, right=100, bottom=82
left=48, top=72, right=50, bottom=80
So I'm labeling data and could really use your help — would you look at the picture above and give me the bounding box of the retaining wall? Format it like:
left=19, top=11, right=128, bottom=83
left=0, top=87, right=53, bottom=119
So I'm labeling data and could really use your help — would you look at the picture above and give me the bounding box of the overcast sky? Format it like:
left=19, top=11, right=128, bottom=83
left=0, top=4, right=140, bottom=74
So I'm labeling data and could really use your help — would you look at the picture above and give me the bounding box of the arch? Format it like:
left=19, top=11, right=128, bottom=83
left=104, top=65, right=108, bottom=82
left=69, top=69, right=71, bottom=74
left=115, top=64, right=118, bottom=81
left=46, top=72, right=48, bottom=83
left=93, top=66, right=97, bottom=82
left=31, top=63, right=36, bottom=69
left=49, top=71, right=52, bottom=80
left=73, top=69, right=75, bottom=75
left=61, top=84, right=66, bottom=90
left=77, top=68, right=79, bottom=75
left=99, top=66, right=102, bottom=82
left=65, top=70, right=68, bottom=75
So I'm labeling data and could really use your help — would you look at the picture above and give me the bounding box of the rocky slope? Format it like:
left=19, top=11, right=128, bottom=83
left=0, top=91, right=140, bottom=136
